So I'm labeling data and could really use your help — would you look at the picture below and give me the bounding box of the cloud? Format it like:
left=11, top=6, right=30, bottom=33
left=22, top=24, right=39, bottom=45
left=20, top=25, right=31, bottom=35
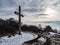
left=0, top=0, right=60, bottom=26
left=47, top=0, right=60, bottom=11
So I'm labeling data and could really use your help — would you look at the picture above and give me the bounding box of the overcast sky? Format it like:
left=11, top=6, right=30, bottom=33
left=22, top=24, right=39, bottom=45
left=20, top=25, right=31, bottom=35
left=0, top=0, right=60, bottom=25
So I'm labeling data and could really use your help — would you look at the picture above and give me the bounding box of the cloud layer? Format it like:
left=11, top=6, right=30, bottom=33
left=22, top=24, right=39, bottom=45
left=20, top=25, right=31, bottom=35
left=0, top=0, right=60, bottom=26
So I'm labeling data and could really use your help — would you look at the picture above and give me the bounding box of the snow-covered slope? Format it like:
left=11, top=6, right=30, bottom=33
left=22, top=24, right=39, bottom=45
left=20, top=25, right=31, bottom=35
left=0, top=32, right=37, bottom=45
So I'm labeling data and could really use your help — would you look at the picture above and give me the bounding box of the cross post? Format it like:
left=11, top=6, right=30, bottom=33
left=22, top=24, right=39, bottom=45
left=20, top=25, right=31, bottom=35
left=14, top=5, right=24, bottom=35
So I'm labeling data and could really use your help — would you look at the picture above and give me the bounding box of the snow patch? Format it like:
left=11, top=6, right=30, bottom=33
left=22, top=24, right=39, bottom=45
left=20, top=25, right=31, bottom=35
left=0, top=32, right=37, bottom=45
left=38, top=37, right=46, bottom=42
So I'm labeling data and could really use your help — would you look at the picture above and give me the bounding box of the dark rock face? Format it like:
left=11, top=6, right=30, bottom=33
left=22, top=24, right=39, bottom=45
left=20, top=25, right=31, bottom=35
left=22, top=35, right=41, bottom=45
left=43, top=38, right=51, bottom=45
left=0, top=18, right=18, bottom=37
left=43, top=25, right=53, bottom=32
left=21, top=25, right=41, bottom=33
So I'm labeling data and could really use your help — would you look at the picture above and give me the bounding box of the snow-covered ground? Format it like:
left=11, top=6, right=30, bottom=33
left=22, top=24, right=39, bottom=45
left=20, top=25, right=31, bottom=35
left=0, top=32, right=55, bottom=45
left=0, top=32, right=37, bottom=45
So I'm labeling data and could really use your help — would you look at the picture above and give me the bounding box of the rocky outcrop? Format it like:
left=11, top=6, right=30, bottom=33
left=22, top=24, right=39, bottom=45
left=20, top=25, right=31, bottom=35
left=22, top=35, right=41, bottom=45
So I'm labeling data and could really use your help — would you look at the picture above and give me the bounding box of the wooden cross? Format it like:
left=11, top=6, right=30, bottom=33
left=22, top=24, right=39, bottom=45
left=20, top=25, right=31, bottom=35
left=14, top=6, right=24, bottom=35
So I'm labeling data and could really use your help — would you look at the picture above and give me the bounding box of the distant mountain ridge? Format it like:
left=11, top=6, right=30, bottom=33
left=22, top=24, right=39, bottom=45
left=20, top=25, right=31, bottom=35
left=43, top=21, right=60, bottom=25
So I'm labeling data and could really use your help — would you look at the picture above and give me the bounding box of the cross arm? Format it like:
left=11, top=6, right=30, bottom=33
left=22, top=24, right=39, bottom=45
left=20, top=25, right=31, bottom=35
left=14, top=11, right=24, bottom=17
